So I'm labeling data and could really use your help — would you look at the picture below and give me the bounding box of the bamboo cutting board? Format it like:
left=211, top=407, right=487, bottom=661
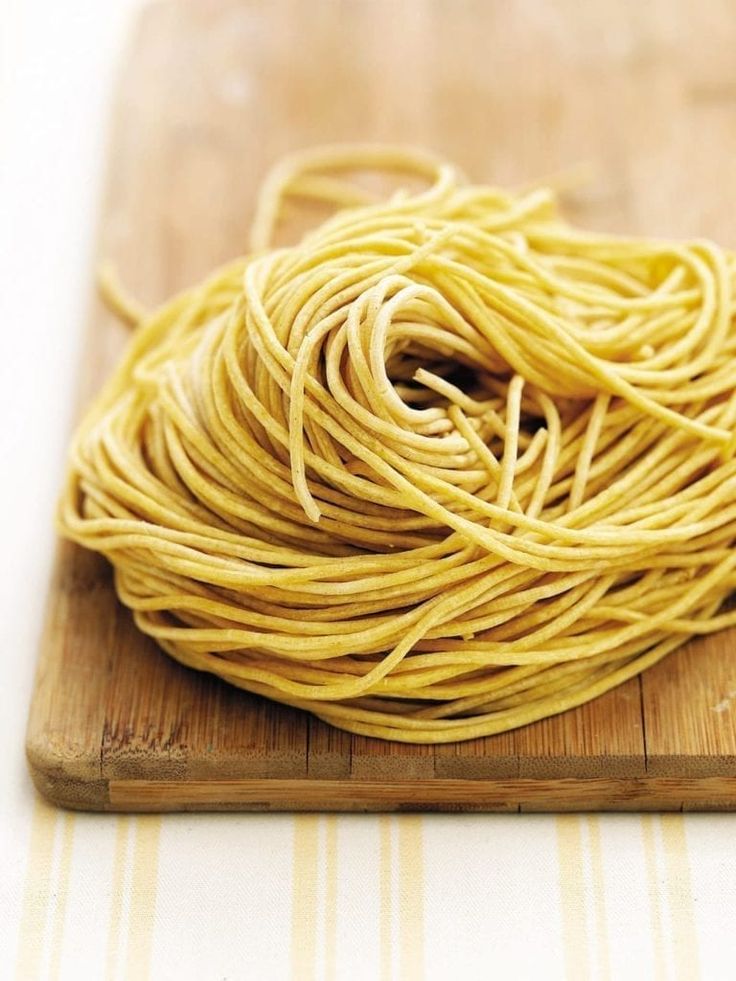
left=27, top=0, right=736, bottom=811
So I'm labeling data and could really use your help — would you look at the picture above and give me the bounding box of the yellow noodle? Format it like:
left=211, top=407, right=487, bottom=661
left=58, top=145, right=736, bottom=743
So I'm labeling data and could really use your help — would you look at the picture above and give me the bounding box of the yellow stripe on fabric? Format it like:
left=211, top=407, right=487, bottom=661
left=641, top=815, right=667, bottom=981
left=48, top=813, right=76, bottom=981
left=379, top=815, right=393, bottom=981
left=398, top=815, right=424, bottom=981
left=556, top=815, right=589, bottom=981
left=105, top=816, right=132, bottom=981
left=586, top=816, right=611, bottom=981
left=291, top=814, right=320, bottom=981
left=661, top=816, right=700, bottom=981
left=324, top=815, right=339, bottom=981
left=15, top=796, right=59, bottom=981
left=123, top=816, right=162, bottom=981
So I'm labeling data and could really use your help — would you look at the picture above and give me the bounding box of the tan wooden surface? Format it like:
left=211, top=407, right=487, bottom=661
left=26, top=0, right=736, bottom=811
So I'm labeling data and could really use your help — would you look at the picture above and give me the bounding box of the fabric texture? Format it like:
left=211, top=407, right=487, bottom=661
left=5, top=797, right=736, bottom=979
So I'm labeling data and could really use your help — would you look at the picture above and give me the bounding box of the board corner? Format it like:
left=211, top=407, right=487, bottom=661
left=25, top=733, right=110, bottom=812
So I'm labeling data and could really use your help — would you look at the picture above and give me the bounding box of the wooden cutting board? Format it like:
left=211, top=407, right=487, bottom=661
left=27, top=0, right=736, bottom=811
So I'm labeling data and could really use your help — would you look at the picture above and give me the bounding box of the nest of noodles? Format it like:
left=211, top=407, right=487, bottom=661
left=58, top=146, right=736, bottom=743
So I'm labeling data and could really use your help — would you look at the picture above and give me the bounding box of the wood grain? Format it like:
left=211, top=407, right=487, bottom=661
left=104, top=777, right=736, bottom=813
left=26, top=0, right=736, bottom=812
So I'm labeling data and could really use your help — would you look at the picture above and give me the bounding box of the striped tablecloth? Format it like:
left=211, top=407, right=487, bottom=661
left=2, top=2, right=734, bottom=978
left=7, top=800, right=735, bottom=979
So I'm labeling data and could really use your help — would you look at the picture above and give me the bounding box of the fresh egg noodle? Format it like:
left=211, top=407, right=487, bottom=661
left=58, top=145, right=736, bottom=743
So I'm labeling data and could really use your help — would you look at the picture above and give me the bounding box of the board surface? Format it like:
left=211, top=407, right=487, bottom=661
left=27, top=0, right=736, bottom=811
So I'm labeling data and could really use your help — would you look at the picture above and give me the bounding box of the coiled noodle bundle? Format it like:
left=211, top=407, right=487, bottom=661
left=58, top=146, right=736, bottom=743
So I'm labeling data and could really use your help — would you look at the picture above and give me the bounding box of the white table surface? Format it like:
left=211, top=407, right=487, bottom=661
left=1, top=2, right=734, bottom=979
